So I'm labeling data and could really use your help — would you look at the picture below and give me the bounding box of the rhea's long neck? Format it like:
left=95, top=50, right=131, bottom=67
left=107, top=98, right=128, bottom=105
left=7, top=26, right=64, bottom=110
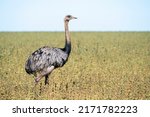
left=64, top=20, right=71, bottom=55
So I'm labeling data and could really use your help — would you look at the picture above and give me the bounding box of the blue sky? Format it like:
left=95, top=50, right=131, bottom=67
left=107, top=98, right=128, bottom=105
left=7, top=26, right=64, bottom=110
left=0, top=0, right=150, bottom=31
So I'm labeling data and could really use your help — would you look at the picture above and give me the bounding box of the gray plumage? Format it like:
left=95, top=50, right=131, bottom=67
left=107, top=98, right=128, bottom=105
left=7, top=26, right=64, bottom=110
left=25, top=15, right=77, bottom=85
left=25, top=46, right=68, bottom=74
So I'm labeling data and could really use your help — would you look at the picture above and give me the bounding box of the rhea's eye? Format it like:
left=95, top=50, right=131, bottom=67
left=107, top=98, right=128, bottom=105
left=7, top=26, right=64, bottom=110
left=67, top=15, right=71, bottom=18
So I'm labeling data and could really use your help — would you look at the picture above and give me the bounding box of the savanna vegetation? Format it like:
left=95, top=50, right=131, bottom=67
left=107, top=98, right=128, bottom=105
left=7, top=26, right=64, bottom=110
left=0, top=32, right=150, bottom=99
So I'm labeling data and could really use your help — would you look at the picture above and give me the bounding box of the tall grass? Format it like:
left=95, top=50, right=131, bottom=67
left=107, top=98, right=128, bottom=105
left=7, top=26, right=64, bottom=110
left=0, top=32, right=150, bottom=99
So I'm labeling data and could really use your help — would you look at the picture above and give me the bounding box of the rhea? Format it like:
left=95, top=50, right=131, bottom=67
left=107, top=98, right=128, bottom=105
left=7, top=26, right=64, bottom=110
left=25, top=15, right=77, bottom=85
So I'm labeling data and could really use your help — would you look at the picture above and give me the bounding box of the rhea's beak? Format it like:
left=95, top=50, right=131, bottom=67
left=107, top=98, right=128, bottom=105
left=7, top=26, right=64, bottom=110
left=73, top=17, right=77, bottom=19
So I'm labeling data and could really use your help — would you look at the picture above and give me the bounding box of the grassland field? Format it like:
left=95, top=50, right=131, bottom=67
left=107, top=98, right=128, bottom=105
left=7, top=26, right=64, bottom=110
left=0, top=32, right=150, bottom=100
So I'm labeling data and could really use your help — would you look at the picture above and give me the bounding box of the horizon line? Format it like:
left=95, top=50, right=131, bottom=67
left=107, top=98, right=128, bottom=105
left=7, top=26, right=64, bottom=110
left=0, top=30, right=150, bottom=32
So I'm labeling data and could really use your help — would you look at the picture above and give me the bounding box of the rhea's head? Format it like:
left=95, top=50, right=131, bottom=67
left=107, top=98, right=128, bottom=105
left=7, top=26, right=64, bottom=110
left=64, top=15, right=77, bottom=22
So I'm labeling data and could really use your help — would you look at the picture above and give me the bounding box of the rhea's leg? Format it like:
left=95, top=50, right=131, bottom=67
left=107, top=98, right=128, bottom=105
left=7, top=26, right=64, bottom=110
left=45, top=75, right=49, bottom=85
left=35, top=66, right=55, bottom=84
left=35, top=75, right=43, bottom=84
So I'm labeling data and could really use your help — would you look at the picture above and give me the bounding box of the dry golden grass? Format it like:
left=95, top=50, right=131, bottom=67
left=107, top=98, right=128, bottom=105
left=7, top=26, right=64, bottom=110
left=0, top=32, right=150, bottom=100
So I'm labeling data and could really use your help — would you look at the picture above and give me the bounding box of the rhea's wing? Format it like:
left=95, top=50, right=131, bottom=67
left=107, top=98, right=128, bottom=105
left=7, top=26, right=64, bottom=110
left=25, top=46, right=68, bottom=74
left=25, top=46, right=48, bottom=74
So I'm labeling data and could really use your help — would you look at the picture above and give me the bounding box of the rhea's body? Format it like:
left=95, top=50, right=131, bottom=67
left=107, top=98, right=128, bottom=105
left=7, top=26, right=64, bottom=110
left=25, top=46, right=69, bottom=74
